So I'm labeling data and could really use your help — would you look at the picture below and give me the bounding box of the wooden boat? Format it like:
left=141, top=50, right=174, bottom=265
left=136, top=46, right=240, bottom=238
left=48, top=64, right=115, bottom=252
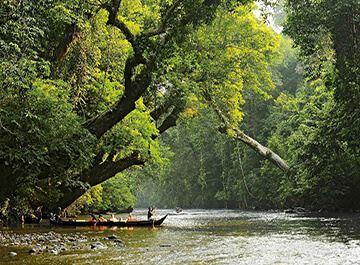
left=49, top=215, right=168, bottom=227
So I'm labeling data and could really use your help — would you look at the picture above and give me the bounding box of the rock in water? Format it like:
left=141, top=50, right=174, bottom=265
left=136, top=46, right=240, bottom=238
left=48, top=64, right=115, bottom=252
left=29, top=246, right=43, bottom=254
left=90, top=242, right=108, bottom=250
left=104, top=235, right=117, bottom=240
left=49, top=248, right=61, bottom=255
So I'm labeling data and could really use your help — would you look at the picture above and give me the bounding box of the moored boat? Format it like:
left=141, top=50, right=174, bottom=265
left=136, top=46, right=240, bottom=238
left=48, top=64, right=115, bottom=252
left=49, top=215, right=167, bottom=227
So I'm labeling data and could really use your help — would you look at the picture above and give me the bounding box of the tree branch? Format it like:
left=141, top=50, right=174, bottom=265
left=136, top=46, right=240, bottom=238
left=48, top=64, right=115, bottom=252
left=108, top=17, right=135, bottom=46
left=51, top=5, right=102, bottom=63
left=203, top=89, right=290, bottom=173
left=152, top=107, right=181, bottom=139
left=83, top=152, right=145, bottom=185
left=145, top=0, right=183, bottom=38
left=150, top=98, right=174, bottom=121
left=57, top=152, right=145, bottom=208
left=51, top=23, right=77, bottom=63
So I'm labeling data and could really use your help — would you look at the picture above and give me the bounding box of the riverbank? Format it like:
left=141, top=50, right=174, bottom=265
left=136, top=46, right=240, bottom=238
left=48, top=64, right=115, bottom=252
left=0, top=230, right=125, bottom=257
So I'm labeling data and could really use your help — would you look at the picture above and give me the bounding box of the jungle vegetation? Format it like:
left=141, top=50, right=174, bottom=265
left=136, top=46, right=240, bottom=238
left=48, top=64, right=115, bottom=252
left=0, top=0, right=359, bottom=222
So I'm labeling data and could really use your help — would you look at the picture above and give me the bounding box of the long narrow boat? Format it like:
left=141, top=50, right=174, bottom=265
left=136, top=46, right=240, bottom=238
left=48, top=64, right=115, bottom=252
left=49, top=215, right=167, bottom=227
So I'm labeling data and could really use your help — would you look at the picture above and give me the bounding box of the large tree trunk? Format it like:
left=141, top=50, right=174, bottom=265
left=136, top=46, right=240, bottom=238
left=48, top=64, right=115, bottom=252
left=0, top=0, right=188, bottom=214
left=57, top=104, right=182, bottom=209
left=85, top=65, right=153, bottom=139
left=57, top=152, right=146, bottom=208
left=54, top=1, right=179, bottom=208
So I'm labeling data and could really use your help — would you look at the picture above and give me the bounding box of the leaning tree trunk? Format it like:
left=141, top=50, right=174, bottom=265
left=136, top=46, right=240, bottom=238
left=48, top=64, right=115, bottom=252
left=204, top=89, right=290, bottom=173
left=219, top=127, right=290, bottom=173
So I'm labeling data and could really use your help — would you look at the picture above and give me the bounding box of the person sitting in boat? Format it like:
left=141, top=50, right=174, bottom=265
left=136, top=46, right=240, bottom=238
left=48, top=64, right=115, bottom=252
left=110, top=214, right=118, bottom=222
left=126, top=213, right=136, bottom=222
left=89, top=214, right=96, bottom=222
left=98, top=214, right=107, bottom=222
left=53, top=207, right=63, bottom=220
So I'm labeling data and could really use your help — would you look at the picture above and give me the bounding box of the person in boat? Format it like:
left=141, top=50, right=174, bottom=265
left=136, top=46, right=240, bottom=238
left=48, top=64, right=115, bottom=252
left=110, top=214, right=118, bottom=222
left=126, top=213, right=136, bottom=222
left=98, top=214, right=107, bottom=222
left=54, top=207, right=63, bottom=220
left=147, top=206, right=156, bottom=219
left=147, top=207, right=153, bottom=219
left=89, top=214, right=96, bottom=222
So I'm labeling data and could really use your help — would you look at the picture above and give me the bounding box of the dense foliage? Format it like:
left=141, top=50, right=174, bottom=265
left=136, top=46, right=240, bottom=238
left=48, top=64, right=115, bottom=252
left=68, top=173, right=135, bottom=214
left=137, top=0, right=360, bottom=211
left=1, top=0, right=279, bottom=222
left=1, top=0, right=359, bottom=223
left=136, top=34, right=302, bottom=209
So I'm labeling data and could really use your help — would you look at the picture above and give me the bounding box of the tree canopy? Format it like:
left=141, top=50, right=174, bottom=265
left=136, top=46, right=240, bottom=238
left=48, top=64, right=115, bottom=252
left=0, top=0, right=284, bottom=221
left=137, top=0, right=360, bottom=211
left=1, top=0, right=359, bottom=222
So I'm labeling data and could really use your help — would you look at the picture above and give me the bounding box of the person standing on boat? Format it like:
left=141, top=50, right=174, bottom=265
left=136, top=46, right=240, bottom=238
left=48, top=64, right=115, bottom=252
left=35, top=206, right=42, bottom=223
left=147, top=207, right=153, bottom=219
left=55, top=207, right=63, bottom=220
left=148, top=206, right=156, bottom=219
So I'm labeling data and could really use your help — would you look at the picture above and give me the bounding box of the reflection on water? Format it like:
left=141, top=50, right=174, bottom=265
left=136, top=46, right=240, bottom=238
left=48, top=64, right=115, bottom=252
left=1, top=209, right=360, bottom=264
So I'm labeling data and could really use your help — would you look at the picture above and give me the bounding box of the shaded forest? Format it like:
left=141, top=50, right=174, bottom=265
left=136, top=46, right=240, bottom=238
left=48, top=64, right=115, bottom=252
left=0, top=0, right=359, bottom=223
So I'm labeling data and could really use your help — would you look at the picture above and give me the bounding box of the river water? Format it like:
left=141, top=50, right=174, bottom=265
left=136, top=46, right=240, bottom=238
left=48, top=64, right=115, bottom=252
left=1, top=209, right=360, bottom=264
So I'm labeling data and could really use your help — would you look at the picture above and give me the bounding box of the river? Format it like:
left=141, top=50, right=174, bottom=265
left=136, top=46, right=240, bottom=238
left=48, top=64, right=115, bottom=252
left=1, top=209, right=360, bottom=264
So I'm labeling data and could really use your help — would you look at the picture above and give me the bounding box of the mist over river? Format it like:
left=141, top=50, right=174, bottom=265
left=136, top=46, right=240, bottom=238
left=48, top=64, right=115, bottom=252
left=1, top=209, right=360, bottom=264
